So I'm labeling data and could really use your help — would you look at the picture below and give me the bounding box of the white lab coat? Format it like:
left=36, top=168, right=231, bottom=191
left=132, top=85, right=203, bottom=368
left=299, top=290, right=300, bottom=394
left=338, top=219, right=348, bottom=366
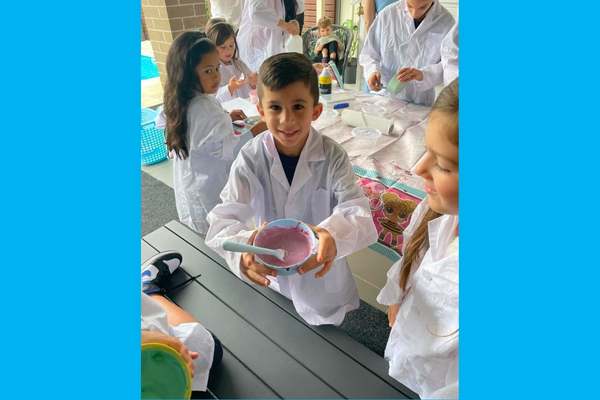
left=206, top=128, right=378, bottom=325
left=377, top=200, right=458, bottom=398
left=173, top=94, right=252, bottom=235
left=237, top=0, right=288, bottom=71
left=210, top=0, right=243, bottom=28
left=141, top=293, right=215, bottom=391
left=359, top=0, right=455, bottom=106
left=215, top=59, right=254, bottom=103
left=441, top=22, right=458, bottom=86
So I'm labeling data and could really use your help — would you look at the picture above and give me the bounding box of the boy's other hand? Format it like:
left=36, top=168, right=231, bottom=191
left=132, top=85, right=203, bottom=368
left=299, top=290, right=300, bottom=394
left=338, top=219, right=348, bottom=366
left=142, top=330, right=198, bottom=377
left=240, top=228, right=278, bottom=287
left=368, top=71, right=382, bottom=91
left=297, top=226, right=337, bottom=278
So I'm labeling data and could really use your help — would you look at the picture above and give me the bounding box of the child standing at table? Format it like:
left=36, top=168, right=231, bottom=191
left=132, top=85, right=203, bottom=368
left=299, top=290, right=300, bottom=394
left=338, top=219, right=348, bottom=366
left=206, top=21, right=258, bottom=103
left=163, top=32, right=265, bottom=235
left=205, top=53, right=378, bottom=326
left=378, top=79, right=459, bottom=398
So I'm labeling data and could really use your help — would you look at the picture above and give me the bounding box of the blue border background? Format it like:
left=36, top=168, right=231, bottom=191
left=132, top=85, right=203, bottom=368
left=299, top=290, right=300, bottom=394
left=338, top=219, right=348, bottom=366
left=463, top=2, right=599, bottom=398
left=2, top=2, right=140, bottom=397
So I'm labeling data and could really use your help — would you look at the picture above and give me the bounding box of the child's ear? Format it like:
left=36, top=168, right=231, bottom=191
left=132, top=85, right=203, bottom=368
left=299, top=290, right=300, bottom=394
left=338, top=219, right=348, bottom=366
left=312, top=102, right=323, bottom=121
left=257, top=101, right=265, bottom=118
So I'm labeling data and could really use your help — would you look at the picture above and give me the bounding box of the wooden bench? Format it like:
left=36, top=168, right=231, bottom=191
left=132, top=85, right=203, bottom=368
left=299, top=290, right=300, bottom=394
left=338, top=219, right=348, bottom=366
left=143, top=220, right=419, bottom=399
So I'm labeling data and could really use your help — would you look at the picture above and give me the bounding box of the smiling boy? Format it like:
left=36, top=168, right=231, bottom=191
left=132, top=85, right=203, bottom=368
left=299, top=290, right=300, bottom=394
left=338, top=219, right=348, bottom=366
left=206, top=52, right=377, bottom=326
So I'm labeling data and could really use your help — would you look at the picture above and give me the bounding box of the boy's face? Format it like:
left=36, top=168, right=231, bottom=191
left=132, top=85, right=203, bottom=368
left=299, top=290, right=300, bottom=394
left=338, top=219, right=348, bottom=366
left=258, top=81, right=323, bottom=157
left=319, top=26, right=331, bottom=37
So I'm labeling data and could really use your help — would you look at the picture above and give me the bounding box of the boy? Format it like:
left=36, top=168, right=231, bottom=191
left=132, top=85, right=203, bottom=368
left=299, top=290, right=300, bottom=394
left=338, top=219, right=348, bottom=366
left=206, top=53, right=377, bottom=326
left=313, top=16, right=342, bottom=64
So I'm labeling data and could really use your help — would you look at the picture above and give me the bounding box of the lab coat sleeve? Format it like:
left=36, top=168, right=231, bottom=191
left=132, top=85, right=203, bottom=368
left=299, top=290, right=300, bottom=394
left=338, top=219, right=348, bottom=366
left=414, top=62, right=444, bottom=91
left=358, top=14, right=383, bottom=79
left=428, top=382, right=458, bottom=399
left=376, top=199, right=429, bottom=305
left=317, top=149, right=378, bottom=260
left=205, top=155, right=264, bottom=282
left=248, top=0, right=282, bottom=28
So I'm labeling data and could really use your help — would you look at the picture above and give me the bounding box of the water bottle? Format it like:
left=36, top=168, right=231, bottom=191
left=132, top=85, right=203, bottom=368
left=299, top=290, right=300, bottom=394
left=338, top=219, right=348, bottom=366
left=319, top=67, right=332, bottom=96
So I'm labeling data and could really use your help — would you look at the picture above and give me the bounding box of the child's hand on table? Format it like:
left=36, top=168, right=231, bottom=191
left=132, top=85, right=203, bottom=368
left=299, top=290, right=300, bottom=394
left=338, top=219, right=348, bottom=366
left=229, top=109, right=247, bottom=122
left=298, top=226, right=337, bottom=278
left=142, top=330, right=199, bottom=376
left=240, top=227, right=278, bottom=287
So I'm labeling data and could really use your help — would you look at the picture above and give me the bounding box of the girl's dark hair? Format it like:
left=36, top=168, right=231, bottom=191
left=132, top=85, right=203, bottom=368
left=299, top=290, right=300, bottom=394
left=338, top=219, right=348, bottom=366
left=163, top=32, right=217, bottom=159
left=398, top=78, right=459, bottom=290
left=206, top=22, right=239, bottom=61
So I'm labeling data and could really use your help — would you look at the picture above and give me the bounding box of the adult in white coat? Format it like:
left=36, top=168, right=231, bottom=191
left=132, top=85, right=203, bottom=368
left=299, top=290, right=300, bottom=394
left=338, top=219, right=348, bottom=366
left=210, top=0, right=242, bottom=28
left=205, top=128, right=378, bottom=326
left=359, top=0, right=454, bottom=105
left=237, top=0, right=300, bottom=71
left=441, top=22, right=458, bottom=86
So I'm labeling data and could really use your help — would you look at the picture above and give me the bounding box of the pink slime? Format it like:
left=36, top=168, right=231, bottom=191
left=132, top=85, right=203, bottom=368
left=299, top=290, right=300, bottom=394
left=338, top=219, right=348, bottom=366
left=254, top=226, right=312, bottom=267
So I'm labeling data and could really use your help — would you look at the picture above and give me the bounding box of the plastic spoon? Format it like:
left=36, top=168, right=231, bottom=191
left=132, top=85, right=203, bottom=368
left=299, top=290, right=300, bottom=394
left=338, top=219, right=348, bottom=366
left=222, top=240, right=287, bottom=261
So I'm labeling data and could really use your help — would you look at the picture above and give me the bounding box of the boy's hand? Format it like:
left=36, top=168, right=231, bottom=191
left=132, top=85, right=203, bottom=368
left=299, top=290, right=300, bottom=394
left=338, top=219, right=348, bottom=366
left=368, top=71, right=382, bottom=91
left=297, top=226, right=337, bottom=278
left=228, top=77, right=246, bottom=95
left=229, top=109, right=247, bottom=122
left=396, top=67, right=423, bottom=82
left=240, top=229, right=277, bottom=287
left=387, top=304, right=400, bottom=327
left=142, top=330, right=199, bottom=377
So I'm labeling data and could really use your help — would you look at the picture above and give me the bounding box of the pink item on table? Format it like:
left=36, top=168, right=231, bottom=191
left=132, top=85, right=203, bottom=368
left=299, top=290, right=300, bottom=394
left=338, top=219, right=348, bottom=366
left=249, top=89, right=258, bottom=105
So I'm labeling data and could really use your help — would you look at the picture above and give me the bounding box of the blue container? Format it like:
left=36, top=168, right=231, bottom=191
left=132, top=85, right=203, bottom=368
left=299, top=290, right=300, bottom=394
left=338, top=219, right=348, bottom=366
left=141, top=108, right=168, bottom=165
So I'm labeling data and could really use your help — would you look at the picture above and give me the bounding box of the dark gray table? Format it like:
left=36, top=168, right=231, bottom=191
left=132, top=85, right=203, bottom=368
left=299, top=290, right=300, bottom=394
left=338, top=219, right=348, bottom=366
left=143, top=220, right=418, bottom=399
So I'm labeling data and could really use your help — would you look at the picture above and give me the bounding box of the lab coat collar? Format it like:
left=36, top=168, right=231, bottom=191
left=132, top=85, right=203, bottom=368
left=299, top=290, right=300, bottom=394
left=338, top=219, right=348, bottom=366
left=262, top=127, right=326, bottom=192
left=427, top=213, right=458, bottom=262
left=402, top=0, right=443, bottom=35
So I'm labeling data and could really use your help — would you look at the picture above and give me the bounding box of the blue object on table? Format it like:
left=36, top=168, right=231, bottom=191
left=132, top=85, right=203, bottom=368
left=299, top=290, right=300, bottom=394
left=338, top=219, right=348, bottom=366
left=141, top=108, right=168, bottom=165
left=333, top=102, right=350, bottom=110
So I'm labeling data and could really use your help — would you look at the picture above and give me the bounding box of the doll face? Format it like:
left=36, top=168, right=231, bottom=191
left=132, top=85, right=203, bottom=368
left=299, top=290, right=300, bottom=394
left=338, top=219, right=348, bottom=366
left=319, top=26, right=332, bottom=37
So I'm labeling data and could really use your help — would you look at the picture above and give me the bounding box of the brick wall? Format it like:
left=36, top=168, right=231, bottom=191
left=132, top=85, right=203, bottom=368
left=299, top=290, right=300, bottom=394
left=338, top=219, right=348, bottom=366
left=141, top=0, right=209, bottom=86
left=304, top=0, right=336, bottom=30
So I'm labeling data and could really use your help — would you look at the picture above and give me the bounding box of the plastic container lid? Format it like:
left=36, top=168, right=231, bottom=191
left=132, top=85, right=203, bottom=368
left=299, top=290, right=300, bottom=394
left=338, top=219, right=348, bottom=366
left=352, top=127, right=382, bottom=139
left=141, top=343, right=192, bottom=399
